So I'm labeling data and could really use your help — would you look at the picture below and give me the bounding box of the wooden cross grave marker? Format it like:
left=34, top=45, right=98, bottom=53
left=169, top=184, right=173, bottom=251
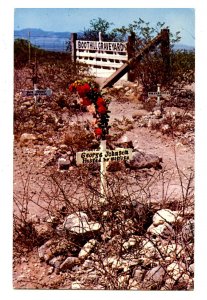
left=148, top=84, right=170, bottom=106
left=21, top=85, right=52, bottom=104
left=21, top=54, right=52, bottom=104
left=76, top=139, right=133, bottom=204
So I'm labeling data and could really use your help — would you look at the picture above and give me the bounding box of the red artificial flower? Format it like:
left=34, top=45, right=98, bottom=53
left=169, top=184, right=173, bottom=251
left=96, top=97, right=105, bottom=107
left=97, top=105, right=107, bottom=114
left=69, top=83, right=75, bottom=92
left=77, top=83, right=91, bottom=97
left=94, top=128, right=102, bottom=136
left=82, top=97, right=92, bottom=106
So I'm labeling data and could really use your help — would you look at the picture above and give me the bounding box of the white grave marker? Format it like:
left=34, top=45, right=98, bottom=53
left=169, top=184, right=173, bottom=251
left=148, top=84, right=170, bottom=106
left=21, top=87, right=52, bottom=97
left=76, top=140, right=132, bottom=204
left=21, top=86, right=52, bottom=105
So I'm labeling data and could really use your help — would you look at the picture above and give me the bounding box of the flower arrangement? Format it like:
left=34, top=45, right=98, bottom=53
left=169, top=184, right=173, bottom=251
left=69, top=79, right=110, bottom=140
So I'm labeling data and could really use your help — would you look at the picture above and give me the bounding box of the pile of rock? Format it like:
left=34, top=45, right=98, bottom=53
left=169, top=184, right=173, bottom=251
left=30, top=202, right=194, bottom=290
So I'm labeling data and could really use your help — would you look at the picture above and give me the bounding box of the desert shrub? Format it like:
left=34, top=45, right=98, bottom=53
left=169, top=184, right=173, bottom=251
left=13, top=162, right=194, bottom=289
left=63, top=123, right=99, bottom=154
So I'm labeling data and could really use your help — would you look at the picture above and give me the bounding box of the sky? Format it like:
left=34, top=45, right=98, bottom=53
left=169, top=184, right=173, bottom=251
left=14, top=8, right=195, bottom=47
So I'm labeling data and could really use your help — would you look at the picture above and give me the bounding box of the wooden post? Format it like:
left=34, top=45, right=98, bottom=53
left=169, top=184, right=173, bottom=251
left=71, top=33, right=77, bottom=74
left=100, top=139, right=107, bottom=204
left=76, top=146, right=133, bottom=205
left=127, top=32, right=136, bottom=81
left=161, top=29, right=170, bottom=83
left=157, top=84, right=161, bottom=106
left=101, top=30, right=165, bottom=89
left=71, top=33, right=77, bottom=63
left=99, top=32, right=102, bottom=42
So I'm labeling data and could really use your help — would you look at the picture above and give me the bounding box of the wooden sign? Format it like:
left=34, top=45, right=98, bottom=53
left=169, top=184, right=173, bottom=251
left=21, top=88, right=52, bottom=97
left=76, top=40, right=127, bottom=52
left=148, top=91, right=170, bottom=97
left=76, top=148, right=132, bottom=165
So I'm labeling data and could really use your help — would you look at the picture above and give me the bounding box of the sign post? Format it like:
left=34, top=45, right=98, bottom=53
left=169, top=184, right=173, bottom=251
left=76, top=144, right=133, bottom=204
left=148, top=84, right=170, bottom=107
left=100, top=139, right=107, bottom=204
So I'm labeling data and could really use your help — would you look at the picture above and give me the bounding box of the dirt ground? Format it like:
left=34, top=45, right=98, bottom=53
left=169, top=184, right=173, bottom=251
left=13, top=72, right=194, bottom=289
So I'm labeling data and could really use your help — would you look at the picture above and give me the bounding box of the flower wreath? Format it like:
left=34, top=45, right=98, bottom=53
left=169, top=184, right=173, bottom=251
left=69, top=79, right=110, bottom=140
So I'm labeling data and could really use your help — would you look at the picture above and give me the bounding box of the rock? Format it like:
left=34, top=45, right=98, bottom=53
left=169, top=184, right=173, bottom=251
left=82, top=259, right=94, bottom=269
left=122, top=236, right=137, bottom=250
left=48, top=255, right=65, bottom=269
left=128, top=278, right=141, bottom=290
left=20, top=133, right=36, bottom=145
left=47, top=266, right=54, bottom=275
left=163, top=278, right=175, bottom=290
left=78, top=239, right=96, bottom=259
left=102, top=211, right=112, bottom=219
left=147, top=223, right=174, bottom=239
left=103, top=256, right=138, bottom=272
left=63, top=212, right=101, bottom=235
left=58, top=157, right=71, bottom=170
left=132, top=110, right=148, bottom=119
left=181, top=219, right=194, bottom=242
left=38, top=238, right=73, bottom=262
left=59, top=144, right=68, bottom=150
left=160, top=243, right=184, bottom=260
left=44, top=146, right=57, bottom=155
left=154, top=108, right=162, bottom=117
left=140, top=240, right=159, bottom=259
left=133, top=268, right=144, bottom=281
left=118, top=274, right=130, bottom=285
left=38, top=239, right=54, bottom=261
left=71, top=281, right=82, bottom=289
left=153, top=209, right=178, bottom=226
left=148, top=118, right=161, bottom=129
left=189, top=263, right=194, bottom=274
left=143, top=265, right=166, bottom=286
left=46, top=215, right=59, bottom=224
left=166, top=261, right=186, bottom=280
left=161, top=124, right=170, bottom=133
left=59, top=256, right=80, bottom=271
left=34, top=223, right=54, bottom=243
left=138, top=257, right=153, bottom=267
left=126, top=150, right=162, bottom=170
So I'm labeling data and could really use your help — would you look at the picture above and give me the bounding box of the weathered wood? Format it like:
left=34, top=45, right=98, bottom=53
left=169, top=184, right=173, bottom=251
left=71, top=33, right=77, bottom=63
left=76, top=51, right=128, bottom=61
left=127, top=32, right=136, bottom=81
left=160, top=29, right=170, bottom=83
left=100, top=29, right=170, bottom=89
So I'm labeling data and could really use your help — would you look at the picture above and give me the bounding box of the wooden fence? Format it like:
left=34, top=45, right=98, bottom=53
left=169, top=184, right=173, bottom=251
left=71, top=29, right=170, bottom=88
left=71, top=32, right=135, bottom=80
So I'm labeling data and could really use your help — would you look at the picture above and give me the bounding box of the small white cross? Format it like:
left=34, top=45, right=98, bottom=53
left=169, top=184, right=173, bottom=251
left=21, top=85, right=52, bottom=104
left=76, top=140, right=132, bottom=204
left=148, top=84, right=170, bottom=106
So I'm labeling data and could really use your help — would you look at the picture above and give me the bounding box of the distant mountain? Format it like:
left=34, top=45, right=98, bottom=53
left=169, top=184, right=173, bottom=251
left=173, top=43, right=195, bottom=51
left=14, top=28, right=72, bottom=52
left=14, top=28, right=195, bottom=52
left=14, top=28, right=72, bottom=38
